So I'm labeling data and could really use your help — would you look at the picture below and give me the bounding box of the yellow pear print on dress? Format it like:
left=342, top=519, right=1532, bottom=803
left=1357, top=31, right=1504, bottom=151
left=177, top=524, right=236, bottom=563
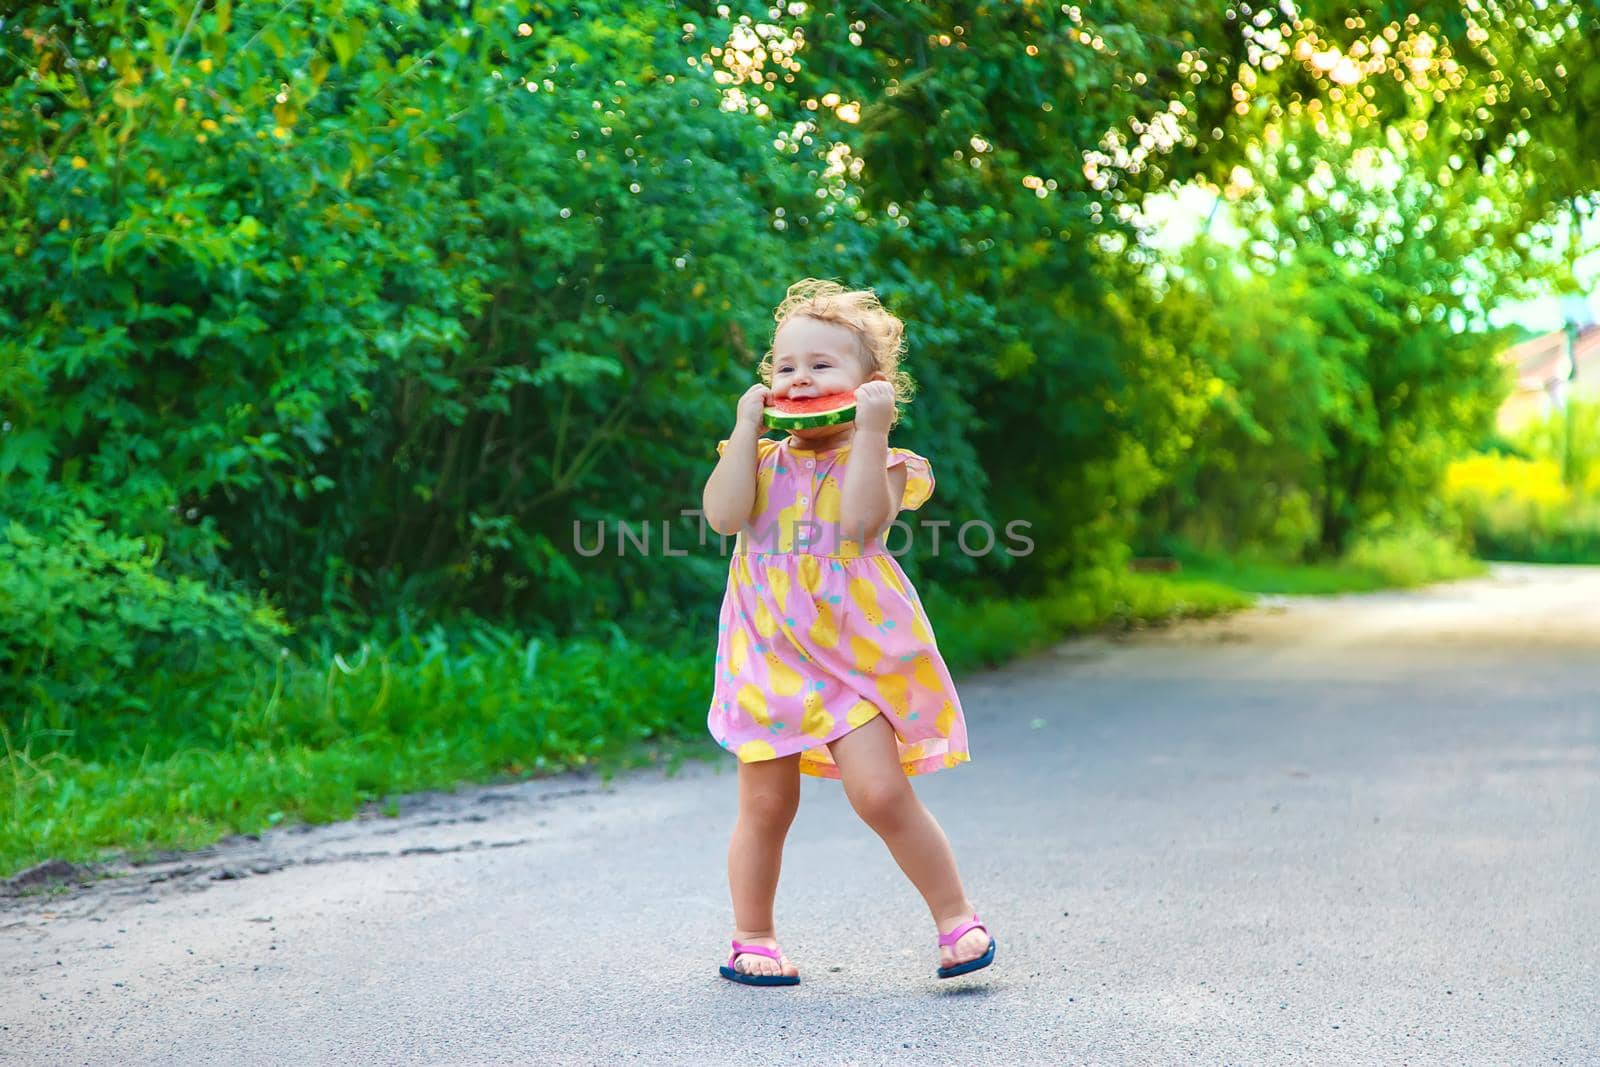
left=935, top=699, right=956, bottom=735
left=847, top=699, right=880, bottom=727
left=877, top=674, right=911, bottom=716
left=797, top=555, right=823, bottom=594
left=729, top=627, right=749, bottom=675
left=769, top=568, right=791, bottom=616
left=810, top=599, right=840, bottom=648
left=910, top=604, right=933, bottom=643
left=753, top=465, right=776, bottom=520
left=851, top=634, right=883, bottom=675
left=849, top=577, right=884, bottom=628
left=815, top=474, right=841, bottom=523
left=765, top=651, right=804, bottom=696
left=801, top=691, right=834, bottom=738
left=872, top=556, right=907, bottom=595
left=912, top=652, right=941, bottom=693
left=738, top=739, right=776, bottom=762
left=774, top=497, right=806, bottom=552
left=737, top=683, right=773, bottom=727
left=752, top=596, right=778, bottom=638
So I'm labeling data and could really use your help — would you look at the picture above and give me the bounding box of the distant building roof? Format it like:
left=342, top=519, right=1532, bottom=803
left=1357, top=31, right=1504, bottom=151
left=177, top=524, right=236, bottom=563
left=1503, top=323, right=1600, bottom=387
left=1497, top=322, right=1600, bottom=432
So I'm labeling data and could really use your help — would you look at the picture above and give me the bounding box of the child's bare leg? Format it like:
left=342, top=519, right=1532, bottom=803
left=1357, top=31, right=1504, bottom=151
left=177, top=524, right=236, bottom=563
left=826, top=713, right=992, bottom=967
left=727, top=751, right=802, bottom=977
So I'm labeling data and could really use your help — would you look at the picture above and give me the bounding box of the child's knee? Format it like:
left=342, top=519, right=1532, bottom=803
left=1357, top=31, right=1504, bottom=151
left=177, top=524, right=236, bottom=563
left=844, top=776, right=912, bottom=829
left=741, top=786, right=800, bottom=829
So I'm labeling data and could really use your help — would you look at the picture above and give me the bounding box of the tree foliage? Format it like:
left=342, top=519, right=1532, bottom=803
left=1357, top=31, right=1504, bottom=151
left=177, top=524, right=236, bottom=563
left=2, top=0, right=1597, bottom=716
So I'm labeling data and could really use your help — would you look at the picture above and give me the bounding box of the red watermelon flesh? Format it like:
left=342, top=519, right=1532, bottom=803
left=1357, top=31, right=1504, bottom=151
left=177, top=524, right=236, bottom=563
left=763, top=391, right=858, bottom=430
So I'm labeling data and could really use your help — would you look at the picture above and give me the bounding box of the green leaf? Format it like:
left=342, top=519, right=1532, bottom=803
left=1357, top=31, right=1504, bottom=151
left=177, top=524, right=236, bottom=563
left=0, top=429, right=53, bottom=478
left=530, top=352, right=623, bottom=387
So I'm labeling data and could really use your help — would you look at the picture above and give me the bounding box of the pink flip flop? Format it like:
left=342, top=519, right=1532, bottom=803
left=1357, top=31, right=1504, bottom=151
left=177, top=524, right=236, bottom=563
left=936, top=913, right=996, bottom=979
left=719, top=939, right=800, bottom=986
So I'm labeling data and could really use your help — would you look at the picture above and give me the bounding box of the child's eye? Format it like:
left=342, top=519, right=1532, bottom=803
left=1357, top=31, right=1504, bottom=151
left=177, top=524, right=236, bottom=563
left=778, top=367, right=792, bottom=374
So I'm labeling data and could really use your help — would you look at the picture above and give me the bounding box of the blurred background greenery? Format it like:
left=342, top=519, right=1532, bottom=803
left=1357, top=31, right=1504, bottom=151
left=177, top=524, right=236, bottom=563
left=3, top=1, right=1598, bottom=876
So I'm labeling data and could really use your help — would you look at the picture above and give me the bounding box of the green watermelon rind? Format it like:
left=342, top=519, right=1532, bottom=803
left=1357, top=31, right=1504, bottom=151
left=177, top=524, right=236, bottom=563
left=762, top=402, right=857, bottom=430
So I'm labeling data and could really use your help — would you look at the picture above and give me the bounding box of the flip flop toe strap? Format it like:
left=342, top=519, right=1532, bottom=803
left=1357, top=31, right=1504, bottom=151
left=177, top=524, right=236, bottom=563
left=938, top=914, right=988, bottom=948
left=728, top=939, right=784, bottom=968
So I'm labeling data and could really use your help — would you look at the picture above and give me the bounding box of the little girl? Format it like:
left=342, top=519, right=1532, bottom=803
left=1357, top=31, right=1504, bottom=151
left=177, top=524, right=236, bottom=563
left=700, top=278, right=995, bottom=986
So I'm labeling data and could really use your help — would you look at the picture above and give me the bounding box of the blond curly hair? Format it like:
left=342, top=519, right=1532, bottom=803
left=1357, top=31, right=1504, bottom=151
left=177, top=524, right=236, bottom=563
left=759, top=278, right=918, bottom=426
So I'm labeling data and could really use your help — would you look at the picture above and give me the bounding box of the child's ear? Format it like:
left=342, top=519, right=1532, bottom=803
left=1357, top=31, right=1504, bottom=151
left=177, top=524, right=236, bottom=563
left=868, top=370, right=889, bottom=383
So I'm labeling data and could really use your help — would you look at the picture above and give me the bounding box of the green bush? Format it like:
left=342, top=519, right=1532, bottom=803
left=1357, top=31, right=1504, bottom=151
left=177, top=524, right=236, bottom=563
left=1445, top=443, right=1600, bottom=564
left=0, top=505, right=289, bottom=746
left=1467, top=498, right=1600, bottom=563
left=1342, top=525, right=1484, bottom=588
left=0, top=2, right=810, bottom=642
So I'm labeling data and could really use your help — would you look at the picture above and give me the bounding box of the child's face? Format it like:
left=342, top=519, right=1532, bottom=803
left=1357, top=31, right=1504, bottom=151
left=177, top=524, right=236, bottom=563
left=770, top=315, right=876, bottom=400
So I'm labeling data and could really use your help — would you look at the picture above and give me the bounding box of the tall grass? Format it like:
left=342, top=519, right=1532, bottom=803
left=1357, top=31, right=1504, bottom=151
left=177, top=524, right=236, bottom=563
left=2, top=624, right=709, bottom=876
left=928, top=572, right=1251, bottom=673
left=1174, top=528, right=1483, bottom=595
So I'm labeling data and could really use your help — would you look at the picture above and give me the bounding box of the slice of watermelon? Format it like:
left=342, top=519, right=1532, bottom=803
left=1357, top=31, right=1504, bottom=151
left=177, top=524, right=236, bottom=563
left=763, top=391, right=858, bottom=430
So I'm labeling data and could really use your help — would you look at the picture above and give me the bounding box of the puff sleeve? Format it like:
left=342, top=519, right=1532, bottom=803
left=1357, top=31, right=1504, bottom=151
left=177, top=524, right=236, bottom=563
left=887, top=447, right=935, bottom=511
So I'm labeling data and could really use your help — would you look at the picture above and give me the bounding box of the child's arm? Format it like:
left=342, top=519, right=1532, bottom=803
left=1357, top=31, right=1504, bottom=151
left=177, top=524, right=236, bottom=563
left=702, top=384, right=771, bottom=536
left=838, top=381, right=907, bottom=543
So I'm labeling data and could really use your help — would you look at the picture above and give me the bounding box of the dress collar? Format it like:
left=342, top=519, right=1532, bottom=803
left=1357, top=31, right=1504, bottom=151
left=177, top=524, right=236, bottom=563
left=780, top=436, right=852, bottom=456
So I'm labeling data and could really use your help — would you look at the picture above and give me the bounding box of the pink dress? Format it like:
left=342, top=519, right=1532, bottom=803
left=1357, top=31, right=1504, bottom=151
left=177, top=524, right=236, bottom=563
left=706, top=434, right=970, bottom=779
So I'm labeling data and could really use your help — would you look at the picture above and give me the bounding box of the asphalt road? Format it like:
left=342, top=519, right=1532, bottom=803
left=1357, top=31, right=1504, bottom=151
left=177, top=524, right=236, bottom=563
left=4, top=564, right=1598, bottom=1065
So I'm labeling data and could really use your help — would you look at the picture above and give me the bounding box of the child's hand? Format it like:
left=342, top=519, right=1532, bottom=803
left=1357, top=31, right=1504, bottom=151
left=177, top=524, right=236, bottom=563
left=735, top=383, right=772, bottom=433
left=853, top=380, right=896, bottom=434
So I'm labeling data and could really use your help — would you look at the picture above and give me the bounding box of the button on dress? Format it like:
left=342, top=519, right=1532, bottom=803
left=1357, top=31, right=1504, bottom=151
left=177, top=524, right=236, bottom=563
left=706, top=435, right=970, bottom=779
